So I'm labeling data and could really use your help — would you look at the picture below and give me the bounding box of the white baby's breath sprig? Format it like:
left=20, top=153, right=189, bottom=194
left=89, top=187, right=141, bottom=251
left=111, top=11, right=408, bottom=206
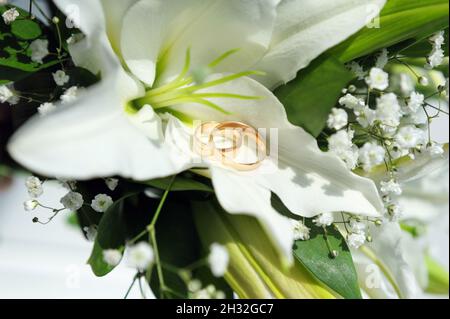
left=91, top=194, right=113, bottom=213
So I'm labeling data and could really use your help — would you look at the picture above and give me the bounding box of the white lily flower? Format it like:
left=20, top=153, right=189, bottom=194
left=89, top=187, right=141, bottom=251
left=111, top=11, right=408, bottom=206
left=8, top=0, right=386, bottom=262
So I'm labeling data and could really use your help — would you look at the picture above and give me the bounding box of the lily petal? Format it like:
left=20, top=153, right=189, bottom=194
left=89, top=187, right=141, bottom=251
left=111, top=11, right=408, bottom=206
left=354, top=223, right=422, bottom=299
left=54, top=0, right=120, bottom=76
left=7, top=71, right=179, bottom=181
left=253, top=0, right=387, bottom=88
left=120, top=0, right=279, bottom=86
left=210, top=166, right=295, bottom=265
left=170, top=74, right=383, bottom=217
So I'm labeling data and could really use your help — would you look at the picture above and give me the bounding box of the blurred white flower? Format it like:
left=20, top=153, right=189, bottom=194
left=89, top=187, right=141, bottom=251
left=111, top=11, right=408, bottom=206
left=0, top=85, right=14, bottom=103
left=427, top=143, right=445, bottom=157
left=405, top=92, right=424, bottom=114
left=426, top=48, right=445, bottom=69
left=29, top=39, right=49, bottom=64
left=350, top=220, right=366, bottom=233
left=38, top=102, right=56, bottom=116
left=128, top=242, right=154, bottom=271
left=60, top=86, right=79, bottom=104
left=208, top=243, right=229, bottom=277
left=380, top=179, right=402, bottom=196
left=103, top=249, right=122, bottom=267
left=25, top=176, right=43, bottom=198
left=60, top=191, right=83, bottom=211
left=347, top=61, right=367, bottom=80
left=23, top=199, right=39, bottom=211
left=375, top=49, right=389, bottom=70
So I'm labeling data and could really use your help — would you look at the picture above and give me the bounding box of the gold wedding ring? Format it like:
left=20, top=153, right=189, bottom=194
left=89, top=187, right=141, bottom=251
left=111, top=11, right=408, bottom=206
left=193, top=121, right=266, bottom=171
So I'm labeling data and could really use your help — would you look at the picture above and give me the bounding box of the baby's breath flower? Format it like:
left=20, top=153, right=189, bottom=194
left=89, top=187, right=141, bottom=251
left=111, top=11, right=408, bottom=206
left=25, top=176, right=43, bottom=198
left=313, top=213, right=334, bottom=227
left=347, top=61, right=366, bottom=80
left=61, top=86, right=79, bottom=104
left=2, top=8, right=19, bottom=25
left=375, top=93, right=402, bottom=130
left=127, top=242, right=154, bottom=271
left=53, top=70, right=70, bottom=86
left=103, top=249, right=122, bottom=267
left=427, top=143, right=445, bottom=157
left=38, top=102, right=56, bottom=116
left=292, top=220, right=310, bottom=241
left=105, top=178, right=119, bottom=191
left=339, top=93, right=365, bottom=111
left=24, top=199, right=39, bottom=211
left=375, top=48, right=389, bottom=70
left=426, top=47, right=445, bottom=69
left=60, top=191, right=84, bottom=211
left=347, top=232, right=366, bottom=249
left=399, top=73, right=414, bottom=96
left=429, top=31, right=445, bottom=47
left=327, top=108, right=348, bottom=130
left=380, top=179, right=402, bottom=196
left=29, top=39, right=49, bottom=64
left=359, top=142, right=385, bottom=172
left=208, top=243, right=229, bottom=277
left=395, top=125, right=426, bottom=150
left=386, top=202, right=403, bottom=221
left=91, top=194, right=113, bottom=213
left=366, top=67, right=389, bottom=91
left=0, top=85, right=14, bottom=103
left=328, top=130, right=359, bottom=170
left=356, top=106, right=376, bottom=128
left=350, top=220, right=366, bottom=233
left=405, top=92, right=424, bottom=114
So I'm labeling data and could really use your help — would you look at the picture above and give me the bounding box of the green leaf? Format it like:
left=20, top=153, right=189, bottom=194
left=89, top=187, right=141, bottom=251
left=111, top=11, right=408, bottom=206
left=274, top=56, right=353, bottom=137
left=331, top=0, right=449, bottom=62
left=271, top=194, right=361, bottom=299
left=0, top=6, right=58, bottom=83
left=144, top=175, right=213, bottom=193
left=11, top=19, right=42, bottom=40
left=292, top=220, right=362, bottom=299
left=88, top=197, right=129, bottom=276
left=193, top=199, right=336, bottom=299
left=87, top=241, right=122, bottom=277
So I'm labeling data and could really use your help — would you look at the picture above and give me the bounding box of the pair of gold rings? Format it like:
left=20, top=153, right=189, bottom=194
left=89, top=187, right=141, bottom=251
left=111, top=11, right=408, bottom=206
left=193, top=121, right=267, bottom=171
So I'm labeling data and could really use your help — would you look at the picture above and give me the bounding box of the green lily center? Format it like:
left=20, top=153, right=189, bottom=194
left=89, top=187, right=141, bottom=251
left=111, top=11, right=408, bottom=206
left=130, top=49, right=263, bottom=120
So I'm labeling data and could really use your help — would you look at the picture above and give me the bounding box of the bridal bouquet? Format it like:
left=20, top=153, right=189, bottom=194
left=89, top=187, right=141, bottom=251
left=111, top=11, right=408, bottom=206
left=1, top=0, right=449, bottom=299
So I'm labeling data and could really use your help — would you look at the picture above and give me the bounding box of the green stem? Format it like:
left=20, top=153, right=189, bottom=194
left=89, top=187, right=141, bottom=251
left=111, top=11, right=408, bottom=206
left=124, top=274, right=138, bottom=299
left=147, top=175, right=176, bottom=298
